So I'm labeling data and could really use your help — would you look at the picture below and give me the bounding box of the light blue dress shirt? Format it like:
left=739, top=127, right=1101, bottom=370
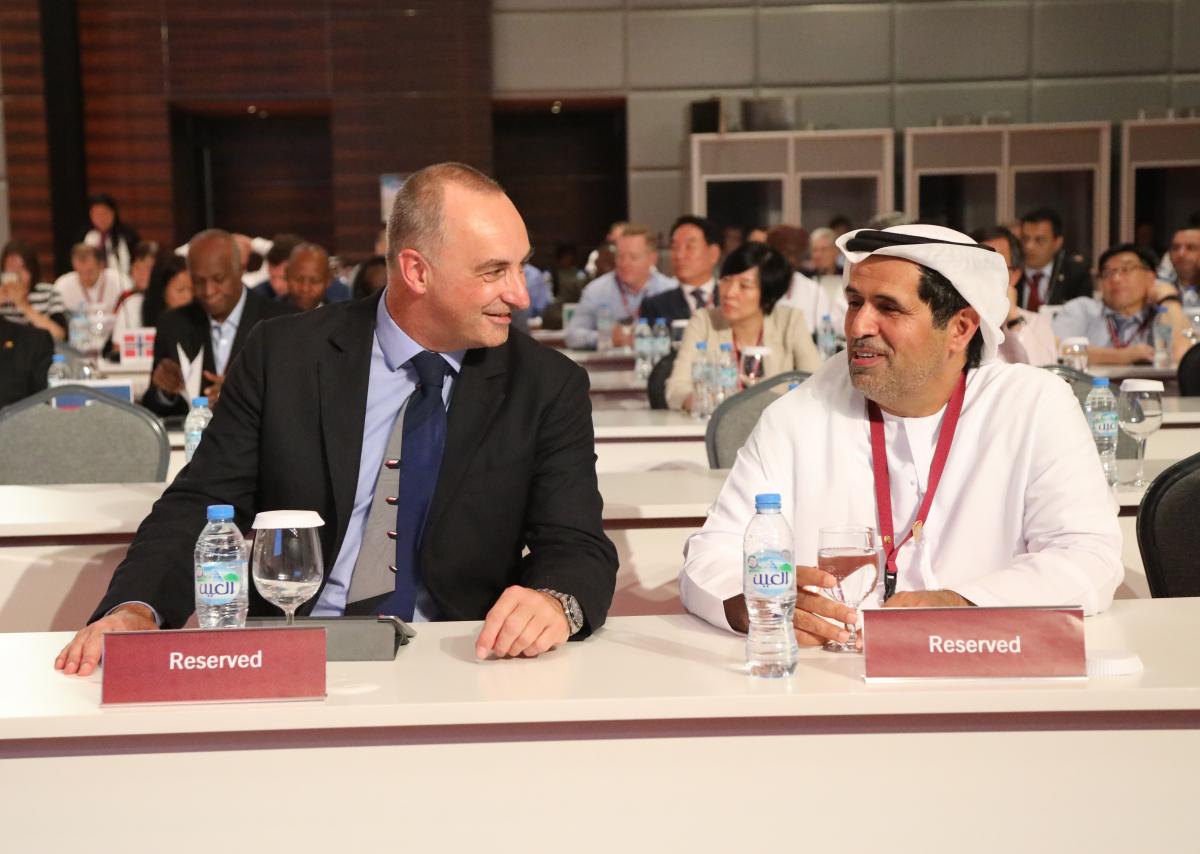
left=311, top=292, right=464, bottom=619
left=524, top=264, right=553, bottom=318
left=564, top=270, right=675, bottom=349
left=1051, top=296, right=1156, bottom=348
left=209, top=287, right=248, bottom=375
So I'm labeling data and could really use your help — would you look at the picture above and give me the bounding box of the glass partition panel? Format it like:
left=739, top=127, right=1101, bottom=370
left=797, top=176, right=877, bottom=233
left=1133, top=166, right=1200, bottom=257
left=916, top=173, right=998, bottom=234
left=705, top=179, right=784, bottom=233
left=1014, top=169, right=1096, bottom=263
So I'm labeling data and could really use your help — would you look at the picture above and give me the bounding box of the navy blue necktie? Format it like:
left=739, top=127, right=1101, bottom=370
left=381, top=351, right=450, bottom=620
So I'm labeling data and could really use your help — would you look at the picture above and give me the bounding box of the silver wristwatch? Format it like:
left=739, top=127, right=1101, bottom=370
left=538, top=588, right=584, bottom=636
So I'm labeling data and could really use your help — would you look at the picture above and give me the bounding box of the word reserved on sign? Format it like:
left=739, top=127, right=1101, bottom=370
left=101, top=626, right=327, bottom=705
left=863, top=606, right=1086, bottom=680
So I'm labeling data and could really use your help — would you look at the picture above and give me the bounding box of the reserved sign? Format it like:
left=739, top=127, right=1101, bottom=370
left=863, top=606, right=1085, bottom=680
left=102, top=626, right=327, bottom=705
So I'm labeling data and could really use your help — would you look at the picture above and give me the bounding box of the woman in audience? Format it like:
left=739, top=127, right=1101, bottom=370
left=111, top=241, right=161, bottom=338
left=351, top=254, right=388, bottom=300
left=119, top=255, right=192, bottom=341
left=77, top=192, right=141, bottom=288
left=0, top=239, right=67, bottom=341
left=667, top=242, right=821, bottom=413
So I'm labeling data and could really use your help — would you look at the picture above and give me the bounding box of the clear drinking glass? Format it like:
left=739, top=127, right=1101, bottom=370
left=1117, top=380, right=1165, bottom=488
left=250, top=511, right=325, bottom=625
left=817, top=526, right=882, bottom=653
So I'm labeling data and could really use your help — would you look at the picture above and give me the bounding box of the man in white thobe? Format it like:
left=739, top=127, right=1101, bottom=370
left=680, top=224, right=1123, bottom=646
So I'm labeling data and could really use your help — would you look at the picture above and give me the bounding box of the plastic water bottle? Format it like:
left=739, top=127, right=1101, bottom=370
left=817, top=314, right=838, bottom=359
left=633, top=318, right=653, bottom=379
left=1152, top=306, right=1173, bottom=368
left=68, top=303, right=90, bottom=352
left=744, top=493, right=797, bottom=678
left=652, top=317, right=670, bottom=364
left=184, top=396, right=212, bottom=462
left=1085, top=377, right=1118, bottom=485
left=194, top=504, right=248, bottom=629
left=691, top=341, right=711, bottom=419
left=713, top=342, right=738, bottom=407
left=596, top=304, right=615, bottom=352
left=47, top=354, right=70, bottom=386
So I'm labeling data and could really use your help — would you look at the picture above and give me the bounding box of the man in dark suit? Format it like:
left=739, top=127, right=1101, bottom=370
left=143, top=230, right=288, bottom=417
left=57, top=163, right=617, bottom=675
left=640, top=215, right=721, bottom=325
left=1017, top=207, right=1093, bottom=310
left=0, top=316, right=52, bottom=409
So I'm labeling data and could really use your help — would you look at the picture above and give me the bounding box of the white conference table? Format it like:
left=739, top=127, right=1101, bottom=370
left=2, top=598, right=1197, bottom=851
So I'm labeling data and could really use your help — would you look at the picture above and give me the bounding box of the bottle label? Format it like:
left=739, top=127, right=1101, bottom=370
left=746, top=550, right=794, bottom=597
left=1089, top=410, right=1118, bottom=439
left=195, top=561, right=245, bottom=606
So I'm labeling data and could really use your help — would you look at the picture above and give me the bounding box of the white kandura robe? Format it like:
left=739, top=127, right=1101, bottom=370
left=679, top=356, right=1124, bottom=632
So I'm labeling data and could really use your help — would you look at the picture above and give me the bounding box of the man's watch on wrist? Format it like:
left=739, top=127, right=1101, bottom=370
left=538, top=588, right=584, bottom=636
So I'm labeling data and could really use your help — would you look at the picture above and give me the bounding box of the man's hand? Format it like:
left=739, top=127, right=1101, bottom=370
left=1149, top=281, right=1180, bottom=305
left=54, top=604, right=158, bottom=677
left=202, top=370, right=225, bottom=405
left=884, top=590, right=972, bottom=608
left=475, top=586, right=570, bottom=659
left=1122, top=343, right=1155, bottom=365
left=724, top=565, right=858, bottom=647
left=151, top=358, right=186, bottom=396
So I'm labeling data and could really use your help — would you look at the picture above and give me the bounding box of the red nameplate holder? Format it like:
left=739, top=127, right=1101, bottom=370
left=101, top=626, right=327, bottom=705
left=863, top=606, right=1086, bottom=681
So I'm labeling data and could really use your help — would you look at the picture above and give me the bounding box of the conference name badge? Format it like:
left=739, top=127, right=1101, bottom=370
left=101, top=626, right=327, bottom=705
left=863, top=606, right=1085, bottom=680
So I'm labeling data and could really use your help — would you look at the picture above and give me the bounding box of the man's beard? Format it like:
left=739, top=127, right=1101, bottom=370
left=847, top=347, right=942, bottom=412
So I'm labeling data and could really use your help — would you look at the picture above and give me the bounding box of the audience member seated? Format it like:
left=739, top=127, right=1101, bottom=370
left=641, top=215, right=721, bottom=325
left=249, top=233, right=304, bottom=302
left=1018, top=207, right=1092, bottom=309
left=0, top=239, right=67, bottom=341
left=143, top=230, right=287, bottom=417
left=565, top=225, right=673, bottom=350
left=0, top=315, right=52, bottom=409
left=680, top=224, right=1122, bottom=646
left=128, top=240, right=158, bottom=294
left=54, top=243, right=124, bottom=314
left=351, top=255, right=388, bottom=300
left=746, top=227, right=768, bottom=243
left=284, top=242, right=334, bottom=312
left=1052, top=243, right=1190, bottom=366
left=134, top=255, right=193, bottom=336
left=111, top=241, right=161, bottom=339
left=1165, top=226, right=1199, bottom=307
left=585, top=221, right=625, bottom=278
left=55, top=162, right=617, bottom=676
left=779, top=227, right=847, bottom=335
left=77, top=192, right=140, bottom=289
left=971, top=226, right=1058, bottom=366
left=666, top=242, right=820, bottom=413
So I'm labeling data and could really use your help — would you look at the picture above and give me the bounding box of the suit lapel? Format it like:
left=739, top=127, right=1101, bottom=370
left=317, top=295, right=377, bottom=551
left=228, top=290, right=262, bottom=364
left=424, top=341, right=509, bottom=538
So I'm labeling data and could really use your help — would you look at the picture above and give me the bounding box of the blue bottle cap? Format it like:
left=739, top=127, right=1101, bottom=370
left=51, top=354, right=66, bottom=363
left=637, top=317, right=649, bottom=325
left=754, top=493, right=782, bottom=511
left=719, top=342, right=732, bottom=351
left=1091, top=376, right=1109, bottom=387
left=653, top=317, right=666, bottom=326
left=696, top=341, right=707, bottom=350
left=192, top=396, right=208, bottom=408
left=206, top=504, right=235, bottom=522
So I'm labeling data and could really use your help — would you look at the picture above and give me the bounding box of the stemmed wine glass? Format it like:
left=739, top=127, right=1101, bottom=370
left=1117, top=380, right=1164, bottom=488
left=251, top=511, right=324, bottom=626
left=817, top=526, right=882, bottom=653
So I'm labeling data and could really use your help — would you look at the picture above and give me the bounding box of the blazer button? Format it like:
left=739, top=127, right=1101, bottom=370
left=387, top=531, right=397, bottom=540
left=385, top=496, right=398, bottom=506
left=385, top=458, right=400, bottom=469
left=388, top=564, right=398, bottom=574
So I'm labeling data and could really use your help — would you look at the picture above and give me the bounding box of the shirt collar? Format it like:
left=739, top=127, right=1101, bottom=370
left=1025, top=261, right=1053, bottom=280
left=211, top=287, right=248, bottom=330
left=374, top=289, right=465, bottom=375
left=681, top=277, right=716, bottom=295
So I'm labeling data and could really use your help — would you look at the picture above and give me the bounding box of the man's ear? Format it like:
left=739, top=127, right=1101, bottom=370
left=396, top=248, right=431, bottom=296
left=950, top=307, right=981, bottom=355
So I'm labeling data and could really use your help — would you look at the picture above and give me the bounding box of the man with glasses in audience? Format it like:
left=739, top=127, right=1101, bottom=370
left=971, top=225, right=1058, bottom=366
left=56, top=162, right=617, bottom=676
left=640, top=215, right=721, bottom=325
left=1052, top=243, right=1190, bottom=366
left=1018, top=207, right=1092, bottom=310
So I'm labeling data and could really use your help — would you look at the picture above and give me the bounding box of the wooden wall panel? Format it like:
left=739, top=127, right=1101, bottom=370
left=0, top=3, right=55, bottom=278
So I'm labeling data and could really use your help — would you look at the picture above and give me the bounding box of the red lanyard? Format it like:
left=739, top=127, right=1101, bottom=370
left=732, top=327, right=764, bottom=390
left=615, top=279, right=637, bottom=321
left=1105, top=312, right=1153, bottom=348
left=868, top=371, right=967, bottom=600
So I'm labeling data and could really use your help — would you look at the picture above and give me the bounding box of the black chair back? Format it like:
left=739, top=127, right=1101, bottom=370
left=1136, top=451, right=1200, bottom=597
left=1178, top=346, right=1200, bottom=396
left=647, top=350, right=677, bottom=410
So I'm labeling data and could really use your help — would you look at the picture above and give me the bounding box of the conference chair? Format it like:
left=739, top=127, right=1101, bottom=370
left=647, top=350, right=677, bottom=410
left=1040, top=364, right=1137, bottom=459
left=706, top=371, right=810, bottom=469
left=1136, top=451, right=1200, bottom=597
left=1178, top=346, right=1200, bottom=396
left=0, top=384, right=169, bottom=484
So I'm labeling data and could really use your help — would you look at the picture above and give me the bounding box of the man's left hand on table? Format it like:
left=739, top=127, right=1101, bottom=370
left=475, top=585, right=570, bottom=660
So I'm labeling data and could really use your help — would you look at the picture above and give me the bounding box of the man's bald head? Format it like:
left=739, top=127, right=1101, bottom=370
left=286, top=242, right=332, bottom=312
left=386, top=162, right=505, bottom=266
left=188, top=229, right=242, bottom=273
left=187, top=229, right=244, bottom=322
